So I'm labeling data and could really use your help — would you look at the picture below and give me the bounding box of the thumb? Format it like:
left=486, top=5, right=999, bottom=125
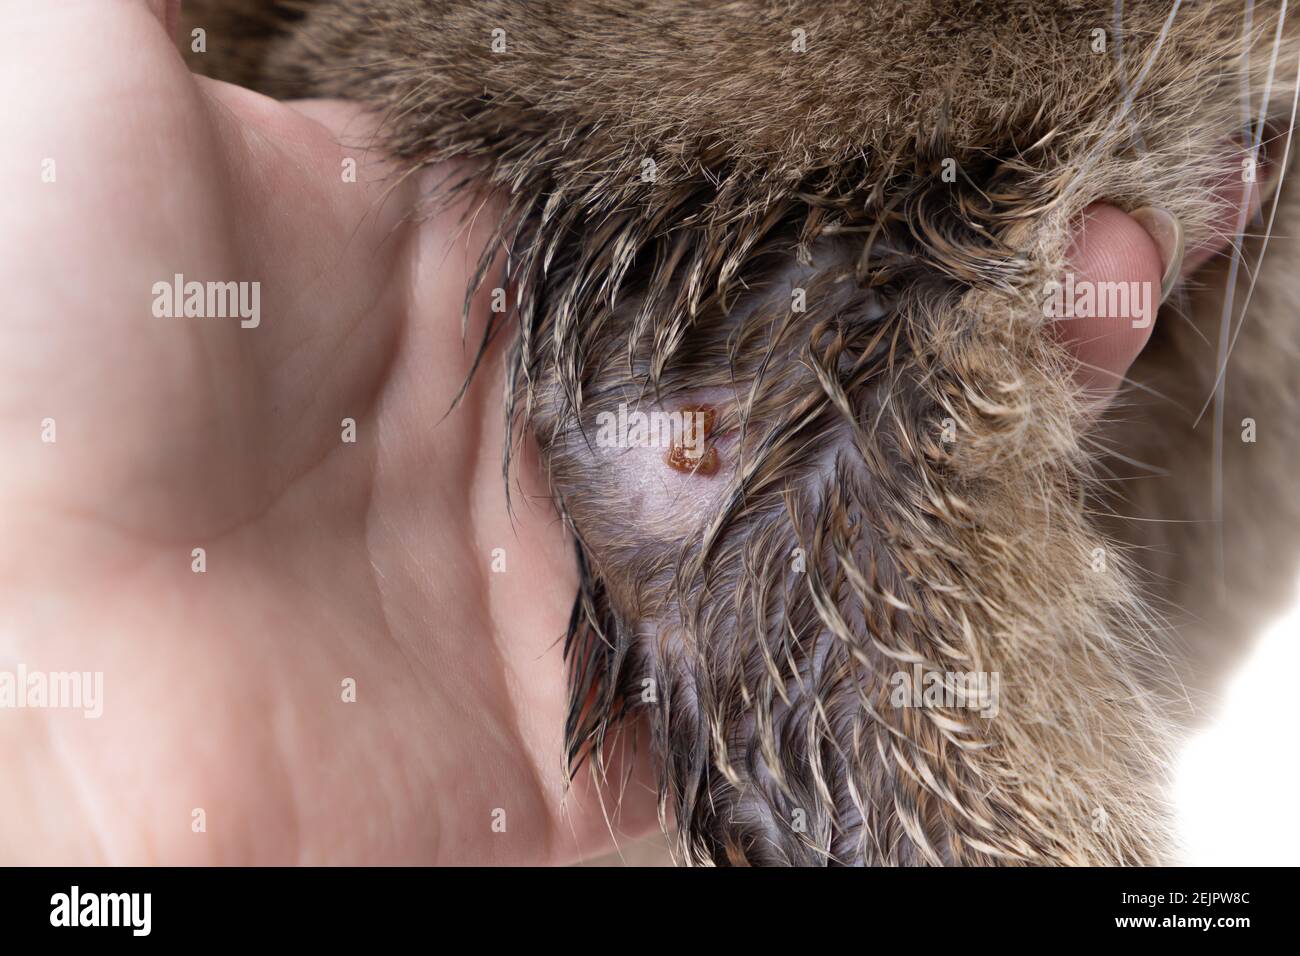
left=140, top=0, right=181, bottom=37
left=1053, top=203, right=1175, bottom=403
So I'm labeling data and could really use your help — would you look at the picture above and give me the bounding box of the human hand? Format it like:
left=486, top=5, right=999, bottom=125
left=0, top=0, right=653, bottom=865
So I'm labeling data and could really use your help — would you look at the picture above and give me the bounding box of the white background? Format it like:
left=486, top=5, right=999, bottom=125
left=1176, top=585, right=1300, bottom=864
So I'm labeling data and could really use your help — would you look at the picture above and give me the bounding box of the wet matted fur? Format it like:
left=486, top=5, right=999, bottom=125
left=183, top=0, right=1300, bottom=865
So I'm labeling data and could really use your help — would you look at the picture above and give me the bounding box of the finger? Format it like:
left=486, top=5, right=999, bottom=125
left=141, top=0, right=181, bottom=37
left=1054, top=203, right=1168, bottom=402
left=1054, top=137, right=1273, bottom=409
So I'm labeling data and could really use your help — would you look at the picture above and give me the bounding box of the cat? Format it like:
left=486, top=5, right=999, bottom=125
left=180, top=0, right=1300, bottom=865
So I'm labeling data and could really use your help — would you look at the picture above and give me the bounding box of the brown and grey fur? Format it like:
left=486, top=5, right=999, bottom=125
left=182, top=0, right=1300, bottom=865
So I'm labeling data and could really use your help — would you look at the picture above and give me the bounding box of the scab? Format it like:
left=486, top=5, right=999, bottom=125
left=666, top=405, right=720, bottom=477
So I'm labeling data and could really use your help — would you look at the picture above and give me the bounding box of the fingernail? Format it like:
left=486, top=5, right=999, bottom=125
left=1130, top=206, right=1185, bottom=303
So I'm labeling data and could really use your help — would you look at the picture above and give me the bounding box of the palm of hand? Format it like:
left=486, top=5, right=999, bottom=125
left=0, top=3, right=652, bottom=864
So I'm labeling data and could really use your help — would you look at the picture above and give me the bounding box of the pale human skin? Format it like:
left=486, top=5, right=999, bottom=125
left=0, top=0, right=1198, bottom=864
